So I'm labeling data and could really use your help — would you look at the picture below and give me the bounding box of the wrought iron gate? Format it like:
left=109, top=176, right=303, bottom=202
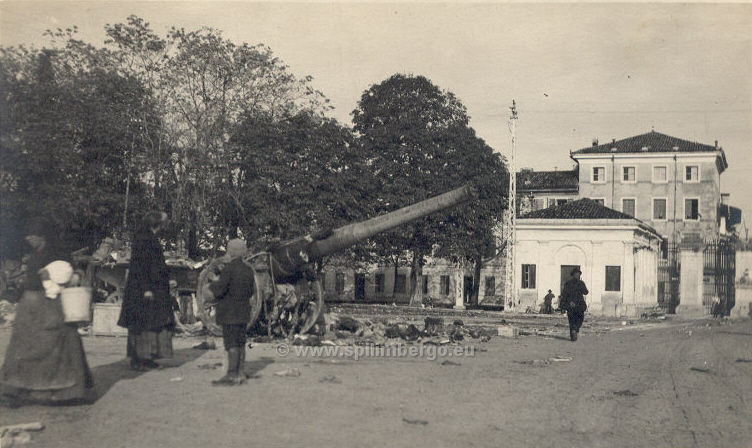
left=703, top=239, right=736, bottom=315
left=658, top=242, right=680, bottom=313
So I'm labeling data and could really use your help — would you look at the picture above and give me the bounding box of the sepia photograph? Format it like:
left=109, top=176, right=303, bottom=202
left=0, top=2, right=751, bottom=447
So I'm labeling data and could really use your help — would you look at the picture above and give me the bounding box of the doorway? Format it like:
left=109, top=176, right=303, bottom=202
left=560, top=265, right=580, bottom=295
left=463, top=276, right=474, bottom=305
left=354, top=273, right=365, bottom=301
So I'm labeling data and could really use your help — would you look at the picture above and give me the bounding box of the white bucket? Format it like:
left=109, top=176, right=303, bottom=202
left=60, top=287, right=93, bottom=323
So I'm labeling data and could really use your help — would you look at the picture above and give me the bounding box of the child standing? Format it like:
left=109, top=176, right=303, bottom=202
left=206, top=239, right=254, bottom=386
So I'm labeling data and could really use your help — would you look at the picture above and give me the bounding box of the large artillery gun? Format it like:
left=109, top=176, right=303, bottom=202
left=196, top=184, right=475, bottom=337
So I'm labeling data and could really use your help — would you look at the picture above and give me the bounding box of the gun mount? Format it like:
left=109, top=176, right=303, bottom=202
left=196, top=184, right=475, bottom=337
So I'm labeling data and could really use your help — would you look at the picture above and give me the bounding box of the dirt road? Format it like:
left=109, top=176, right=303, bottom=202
left=1, top=316, right=750, bottom=448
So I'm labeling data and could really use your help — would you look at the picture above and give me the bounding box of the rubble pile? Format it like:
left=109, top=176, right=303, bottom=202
left=288, top=314, right=509, bottom=347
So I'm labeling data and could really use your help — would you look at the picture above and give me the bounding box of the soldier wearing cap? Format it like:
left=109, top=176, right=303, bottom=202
left=560, top=267, right=589, bottom=341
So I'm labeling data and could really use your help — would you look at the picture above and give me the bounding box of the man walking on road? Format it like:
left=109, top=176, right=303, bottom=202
left=561, top=267, right=588, bottom=342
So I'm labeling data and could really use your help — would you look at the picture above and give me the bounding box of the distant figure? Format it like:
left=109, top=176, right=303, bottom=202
left=711, top=296, right=724, bottom=318
left=560, top=267, right=589, bottom=342
left=206, top=239, right=253, bottom=386
left=541, top=290, right=555, bottom=314
left=740, top=269, right=750, bottom=285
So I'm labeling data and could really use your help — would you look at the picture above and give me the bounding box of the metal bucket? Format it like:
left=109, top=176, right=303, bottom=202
left=60, top=287, right=92, bottom=323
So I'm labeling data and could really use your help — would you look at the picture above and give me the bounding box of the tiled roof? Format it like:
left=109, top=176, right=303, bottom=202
left=516, top=169, right=578, bottom=191
left=520, top=198, right=636, bottom=220
left=572, top=131, right=718, bottom=155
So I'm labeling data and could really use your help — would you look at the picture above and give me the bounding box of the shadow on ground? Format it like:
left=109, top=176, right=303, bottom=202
left=241, top=356, right=275, bottom=379
left=91, top=348, right=204, bottom=402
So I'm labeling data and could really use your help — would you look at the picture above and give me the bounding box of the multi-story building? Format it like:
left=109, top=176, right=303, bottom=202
left=569, top=131, right=729, bottom=244
left=517, top=168, right=578, bottom=214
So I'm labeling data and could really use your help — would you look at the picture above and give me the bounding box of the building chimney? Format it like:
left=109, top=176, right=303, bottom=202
left=592, top=138, right=599, bottom=147
left=612, top=138, right=616, bottom=144
left=715, top=140, right=718, bottom=148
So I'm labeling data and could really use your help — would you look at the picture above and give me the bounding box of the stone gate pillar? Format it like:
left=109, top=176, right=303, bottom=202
left=676, top=249, right=705, bottom=315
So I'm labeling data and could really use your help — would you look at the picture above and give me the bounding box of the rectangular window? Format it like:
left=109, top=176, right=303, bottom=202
left=440, top=275, right=450, bottom=295
left=394, top=274, right=407, bottom=294
left=335, top=272, right=345, bottom=294
left=622, top=198, right=635, bottom=217
left=484, top=276, right=495, bottom=296
left=592, top=167, right=606, bottom=183
left=622, top=166, right=636, bottom=182
left=556, top=199, right=570, bottom=206
left=521, top=264, right=536, bottom=289
left=592, top=198, right=605, bottom=206
left=533, top=198, right=545, bottom=211
left=653, top=166, right=667, bottom=183
left=685, top=198, right=699, bottom=220
left=375, top=273, right=385, bottom=294
left=547, top=198, right=557, bottom=208
left=685, top=165, right=699, bottom=182
left=605, top=266, right=621, bottom=291
left=422, top=275, right=429, bottom=295
left=653, top=198, right=667, bottom=220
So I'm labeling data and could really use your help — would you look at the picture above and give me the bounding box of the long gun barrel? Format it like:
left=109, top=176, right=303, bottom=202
left=270, top=184, right=475, bottom=278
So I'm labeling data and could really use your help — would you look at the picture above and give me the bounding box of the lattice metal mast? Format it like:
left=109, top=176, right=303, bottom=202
left=504, top=100, right=518, bottom=310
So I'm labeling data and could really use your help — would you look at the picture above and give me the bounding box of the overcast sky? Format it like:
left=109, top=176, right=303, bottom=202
left=2, top=2, right=751, bottom=232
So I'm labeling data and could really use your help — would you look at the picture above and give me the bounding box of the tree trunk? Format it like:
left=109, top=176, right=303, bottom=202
left=408, top=251, right=424, bottom=307
left=471, top=257, right=483, bottom=306
left=187, top=219, right=199, bottom=259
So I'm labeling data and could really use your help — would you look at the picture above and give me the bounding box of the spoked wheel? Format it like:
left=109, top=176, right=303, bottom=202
left=272, top=279, right=324, bottom=338
left=296, top=279, right=324, bottom=335
left=196, top=259, right=225, bottom=337
left=197, top=256, right=264, bottom=338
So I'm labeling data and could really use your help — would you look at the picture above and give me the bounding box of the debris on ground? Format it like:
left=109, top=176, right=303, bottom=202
left=690, top=367, right=711, bottom=374
left=440, top=360, right=461, bottom=366
left=497, top=326, right=519, bottom=338
left=736, top=359, right=752, bottom=363
left=198, top=362, right=223, bottom=370
left=400, top=324, right=421, bottom=341
left=423, top=317, right=443, bottom=336
left=337, top=316, right=361, bottom=333
left=274, top=368, right=301, bottom=377
left=319, top=374, right=341, bottom=384
left=613, top=390, right=639, bottom=397
left=515, top=356, right=572, bottom=367
left=192, top=340, right=217, bottom=350
left=169, top=376, right=184, bottom=382
left=515, top=359, right=551, bottom=367
left=292, top=334, right=322, bottom=346
left=402, top=418, right=429, bottom=425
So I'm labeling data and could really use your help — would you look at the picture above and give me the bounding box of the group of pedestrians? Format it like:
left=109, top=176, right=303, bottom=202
left=0, top=211, right=256, bottom=407
left=1, top=211, right=591, bottom=407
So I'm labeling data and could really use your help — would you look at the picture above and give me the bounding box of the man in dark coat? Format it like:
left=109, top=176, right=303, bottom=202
left=118, top=211, right=174, bottom=370
left=206, top=238, right=253, bottom=386
left=542, top=289, right=555, bottom=314
left=560, top=267, right=589, bottom=342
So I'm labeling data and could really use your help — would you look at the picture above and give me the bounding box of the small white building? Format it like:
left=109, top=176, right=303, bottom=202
left=515, top=198, right=663, bottom=317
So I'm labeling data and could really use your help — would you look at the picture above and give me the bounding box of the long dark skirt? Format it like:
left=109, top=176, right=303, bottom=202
left=127, top=328, right=174, bottom=361
left=0, top=290, right=94, bottom=403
